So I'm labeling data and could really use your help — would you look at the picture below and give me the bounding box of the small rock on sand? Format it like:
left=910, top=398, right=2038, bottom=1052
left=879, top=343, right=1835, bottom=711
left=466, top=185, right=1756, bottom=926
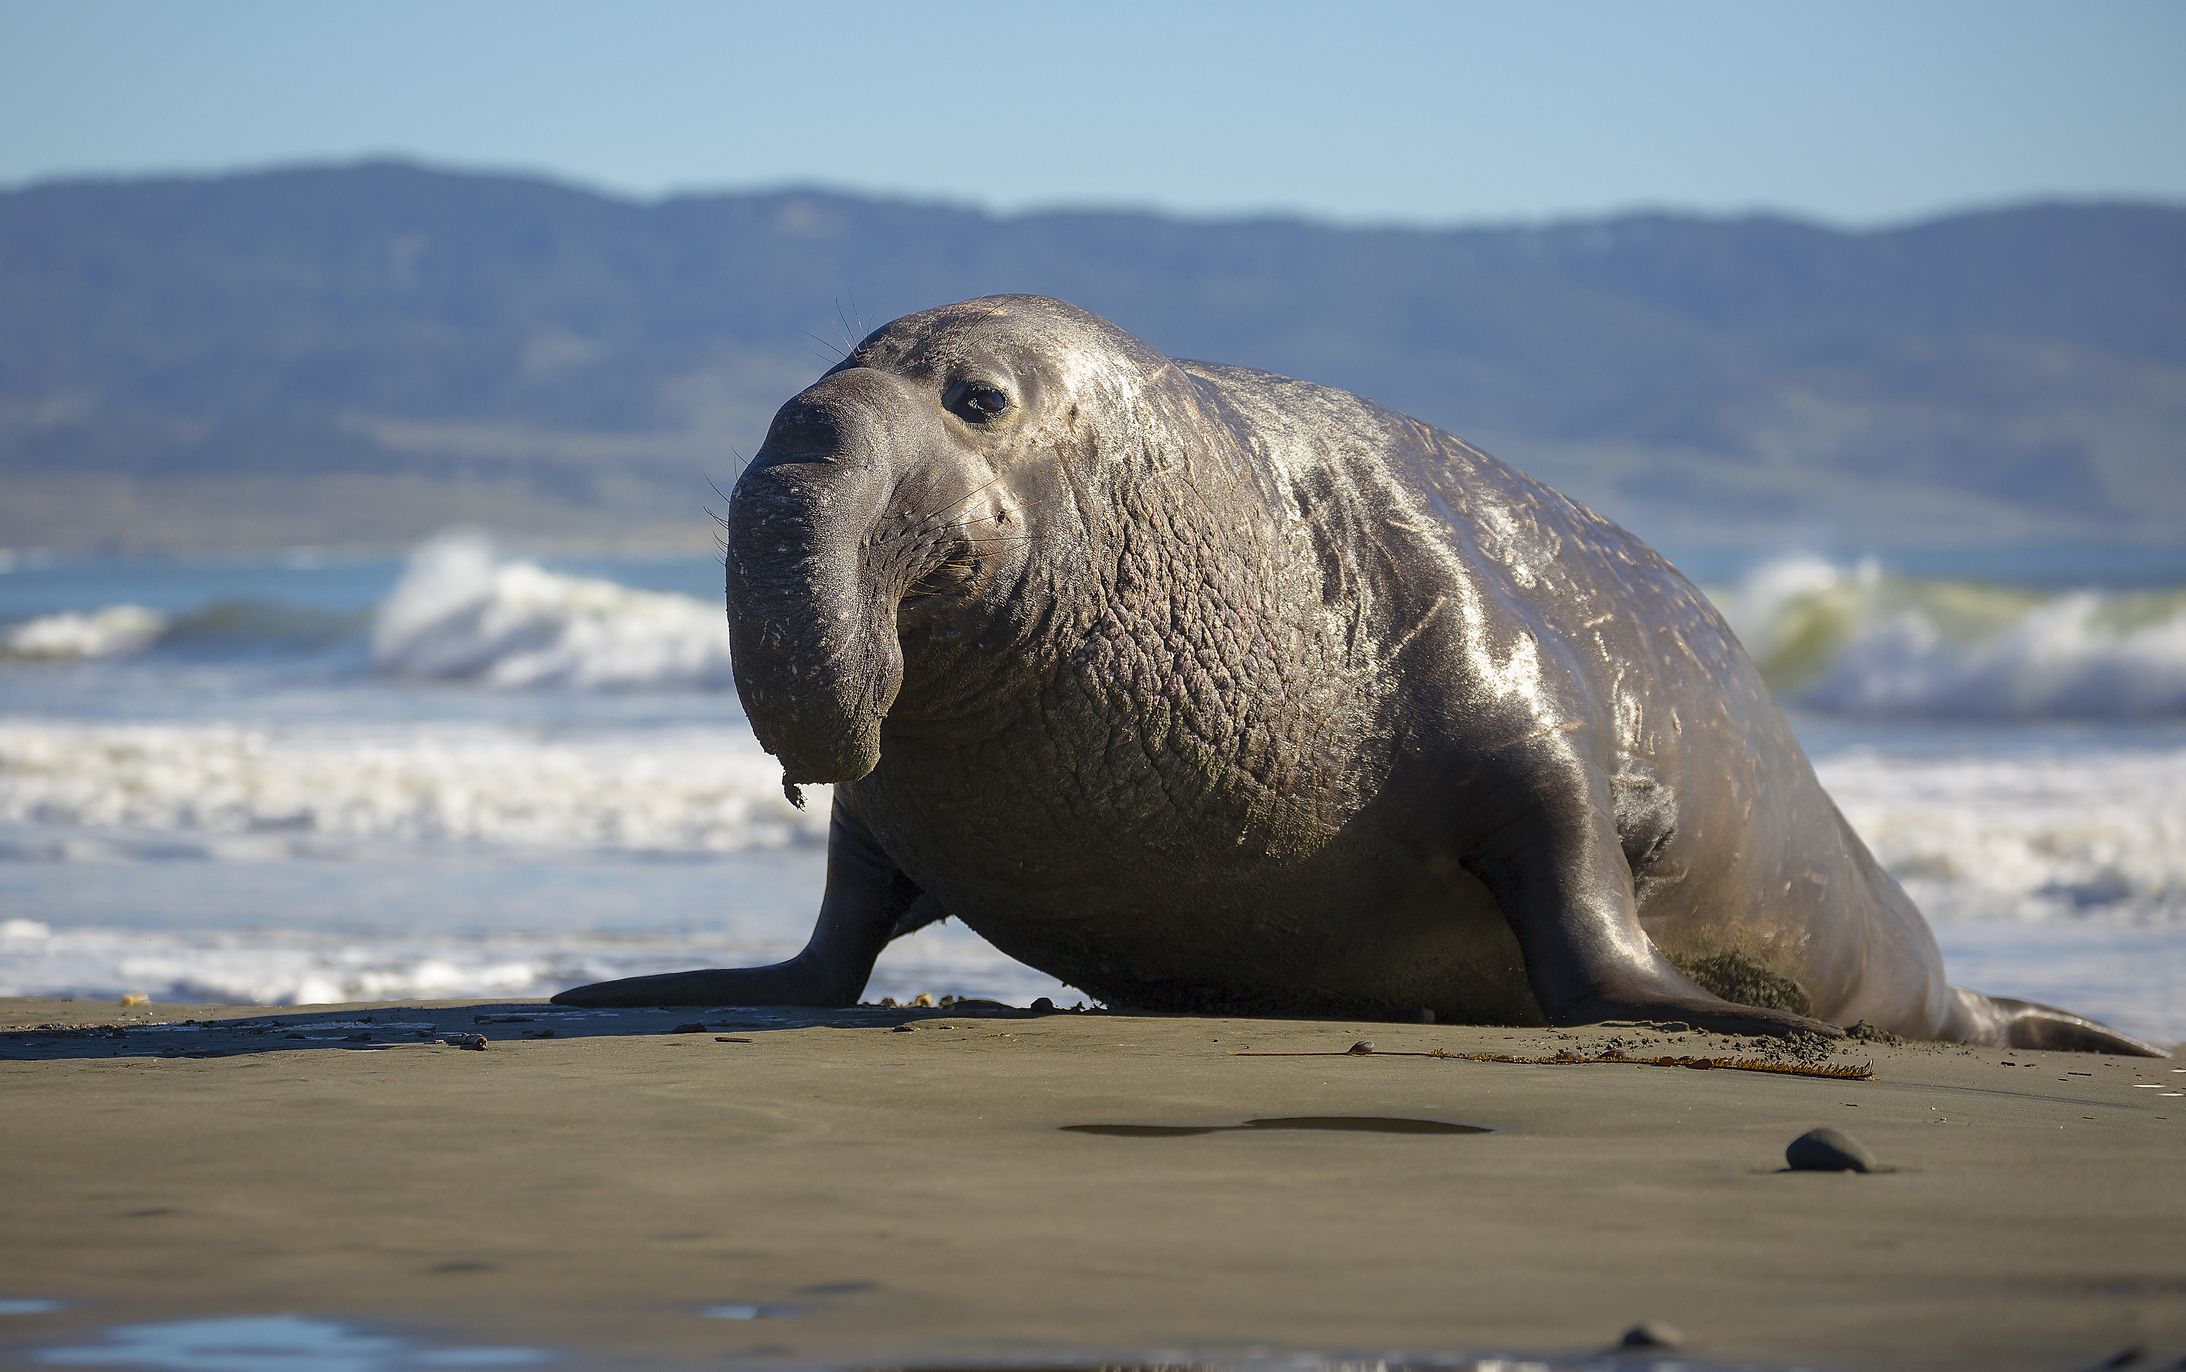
left=1619, top=1320, right=1683, bottom=1350
left=1786, top=1126, right=1875, bottom=1173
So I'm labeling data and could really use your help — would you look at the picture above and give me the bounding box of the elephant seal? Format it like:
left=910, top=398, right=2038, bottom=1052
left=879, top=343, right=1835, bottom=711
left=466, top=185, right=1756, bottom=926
left=557, top=295, right=2157, bottom=1055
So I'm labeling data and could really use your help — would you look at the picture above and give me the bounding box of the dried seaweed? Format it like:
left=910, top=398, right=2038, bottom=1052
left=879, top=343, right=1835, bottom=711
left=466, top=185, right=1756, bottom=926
left=1229, top=1044, right=1874, bottom=1081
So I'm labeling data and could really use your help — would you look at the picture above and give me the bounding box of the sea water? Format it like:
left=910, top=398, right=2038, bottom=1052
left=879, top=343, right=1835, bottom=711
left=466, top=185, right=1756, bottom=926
left=1, top=532, right=2180, bottom=1044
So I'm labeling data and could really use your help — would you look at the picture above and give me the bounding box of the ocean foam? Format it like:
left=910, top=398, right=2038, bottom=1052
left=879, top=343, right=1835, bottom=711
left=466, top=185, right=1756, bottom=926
left=370, top=533, right=736, bottom=690
left=1815, top=744, right=2186, bottom=926
left=0, top=921, right=1072, bottom=1009
left=0, top=719, right=826, bottom=856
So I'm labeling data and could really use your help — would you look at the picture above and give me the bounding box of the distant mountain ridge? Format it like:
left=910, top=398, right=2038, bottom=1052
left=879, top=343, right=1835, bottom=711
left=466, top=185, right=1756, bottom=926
left=2, top=160, right=2180, bottom=553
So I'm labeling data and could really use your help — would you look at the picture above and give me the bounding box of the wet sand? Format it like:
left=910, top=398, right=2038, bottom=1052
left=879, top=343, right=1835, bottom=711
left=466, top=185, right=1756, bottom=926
left=0, top=998, right=2180, bottom=1371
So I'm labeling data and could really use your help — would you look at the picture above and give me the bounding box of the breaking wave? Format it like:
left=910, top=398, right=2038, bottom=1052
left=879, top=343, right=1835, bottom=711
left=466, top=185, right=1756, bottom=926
left=1713, top=557, right=2186, bottom=720
left=6, top=539, right=2185, bottom=719
left=0, top=533, right=737, bottom=691
left=368, top=532, right=735, bottom=689
left=0, top=600, right=360, bottom=662
left=1, top=605, right=166, bottom=660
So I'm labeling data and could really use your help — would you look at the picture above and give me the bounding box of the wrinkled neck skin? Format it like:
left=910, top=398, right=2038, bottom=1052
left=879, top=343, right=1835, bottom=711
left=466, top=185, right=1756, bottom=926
left=871, top=367, right=1394, bottom=859
left=890, top=368, right=1270, bottom=736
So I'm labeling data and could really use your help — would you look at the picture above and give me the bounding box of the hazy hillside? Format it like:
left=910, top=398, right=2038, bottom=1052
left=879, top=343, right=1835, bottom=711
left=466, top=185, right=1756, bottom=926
left=2, top=161, right=2181, bottom=555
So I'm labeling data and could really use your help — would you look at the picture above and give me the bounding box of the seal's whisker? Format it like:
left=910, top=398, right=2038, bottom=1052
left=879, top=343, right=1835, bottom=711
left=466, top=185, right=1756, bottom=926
left=914, top=472, right=1011, bottom=526
left=835, top=297, right=862, bottom=356
left=868, top=477, right=1015, bottom=553
left=928, top=513, right=1014, bottom=534
left=703, top=473, right=737, bottom=532
left=873, top=527, right=1028, bottom=563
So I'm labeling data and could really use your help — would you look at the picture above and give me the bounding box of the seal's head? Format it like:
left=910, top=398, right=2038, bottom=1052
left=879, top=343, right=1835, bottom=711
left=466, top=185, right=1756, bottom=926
left=725, top=295, right=1178, bottom=786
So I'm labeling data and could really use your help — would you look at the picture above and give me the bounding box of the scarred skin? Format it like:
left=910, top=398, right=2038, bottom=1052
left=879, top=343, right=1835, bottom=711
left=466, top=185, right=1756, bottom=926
left=557, top=296, right=2159, bottom=1055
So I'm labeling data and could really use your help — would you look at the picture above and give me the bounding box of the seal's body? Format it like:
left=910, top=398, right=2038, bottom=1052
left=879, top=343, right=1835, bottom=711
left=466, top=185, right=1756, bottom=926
left=558, top=296, right=2157, bottom=1054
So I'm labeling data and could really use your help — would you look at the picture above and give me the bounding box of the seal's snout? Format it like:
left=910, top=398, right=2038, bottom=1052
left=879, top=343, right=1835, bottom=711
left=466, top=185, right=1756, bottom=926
left=727, top=376, right=909, bottom=789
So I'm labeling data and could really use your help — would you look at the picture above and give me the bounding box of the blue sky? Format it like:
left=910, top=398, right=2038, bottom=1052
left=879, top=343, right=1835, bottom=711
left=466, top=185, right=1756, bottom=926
left=2, top=0, right=2182, bottom=225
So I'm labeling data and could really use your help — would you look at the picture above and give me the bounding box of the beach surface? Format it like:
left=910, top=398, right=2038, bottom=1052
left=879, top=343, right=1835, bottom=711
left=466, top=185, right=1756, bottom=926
left=0, top=998, right=2179, bottom=1372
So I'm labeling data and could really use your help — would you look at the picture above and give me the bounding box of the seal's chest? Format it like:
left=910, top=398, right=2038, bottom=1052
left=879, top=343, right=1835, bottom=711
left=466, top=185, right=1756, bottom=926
left=861, top=691, right=1383, bottom=928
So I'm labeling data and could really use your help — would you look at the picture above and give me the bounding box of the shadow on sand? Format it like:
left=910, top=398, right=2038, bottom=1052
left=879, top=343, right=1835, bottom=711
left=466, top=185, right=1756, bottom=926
left=0, top=1000, right=1052, bottom=1062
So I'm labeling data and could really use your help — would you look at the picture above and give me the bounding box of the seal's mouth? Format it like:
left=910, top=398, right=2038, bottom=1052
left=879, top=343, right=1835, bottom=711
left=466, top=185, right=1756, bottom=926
left=758, top=708, right=886, bottom=795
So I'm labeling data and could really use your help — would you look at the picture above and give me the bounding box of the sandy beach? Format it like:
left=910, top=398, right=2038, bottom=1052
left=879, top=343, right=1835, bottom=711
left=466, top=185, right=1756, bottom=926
left=0, top=998, right=2180, bottom=1372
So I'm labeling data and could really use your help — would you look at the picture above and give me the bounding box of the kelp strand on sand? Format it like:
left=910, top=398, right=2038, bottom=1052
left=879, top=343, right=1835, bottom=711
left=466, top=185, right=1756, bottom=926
left=1230, top=1045, right=1875, bottom=1081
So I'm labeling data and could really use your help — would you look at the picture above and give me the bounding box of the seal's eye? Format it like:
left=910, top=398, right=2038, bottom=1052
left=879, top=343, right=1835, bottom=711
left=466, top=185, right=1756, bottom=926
left=957, top=384, right=1011, bottom=421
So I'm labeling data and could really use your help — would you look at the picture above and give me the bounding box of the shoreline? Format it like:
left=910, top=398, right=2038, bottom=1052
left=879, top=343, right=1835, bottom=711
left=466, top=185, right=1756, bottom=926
left=2, top=997, right=2181, bottom=1370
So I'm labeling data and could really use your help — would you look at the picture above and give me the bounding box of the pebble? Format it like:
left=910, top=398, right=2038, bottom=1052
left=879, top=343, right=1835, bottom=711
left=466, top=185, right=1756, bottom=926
left=891, top=1024, right=916, bottom=1034
left=1031, top=997, right=1055, bottom=1013
left=1785, top=1126, right=1875, bottom=1173
left=439, top=1033, right=489, bottom=1051
left=1619, top=1321, right=1683, bottom=1350
left=1347, top=1039, right=1376, bottom=1055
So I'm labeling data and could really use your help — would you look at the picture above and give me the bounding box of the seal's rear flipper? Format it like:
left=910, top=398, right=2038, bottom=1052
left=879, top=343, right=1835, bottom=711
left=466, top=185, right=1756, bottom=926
left=1951, top=987, right=2166, bottom=1057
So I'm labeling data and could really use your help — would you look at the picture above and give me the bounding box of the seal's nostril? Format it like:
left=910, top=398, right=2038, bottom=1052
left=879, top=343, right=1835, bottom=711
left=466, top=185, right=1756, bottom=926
left=759, top=401, right=839, bottom=463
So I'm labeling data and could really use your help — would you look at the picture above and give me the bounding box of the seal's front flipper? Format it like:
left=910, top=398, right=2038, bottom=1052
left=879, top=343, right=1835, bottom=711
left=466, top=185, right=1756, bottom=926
left=551, top=803, right=926, bottom=1009
left=1464, top=778, right=1841, bottom=1041
left=1948, top=988, right=2165, bottom=1057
